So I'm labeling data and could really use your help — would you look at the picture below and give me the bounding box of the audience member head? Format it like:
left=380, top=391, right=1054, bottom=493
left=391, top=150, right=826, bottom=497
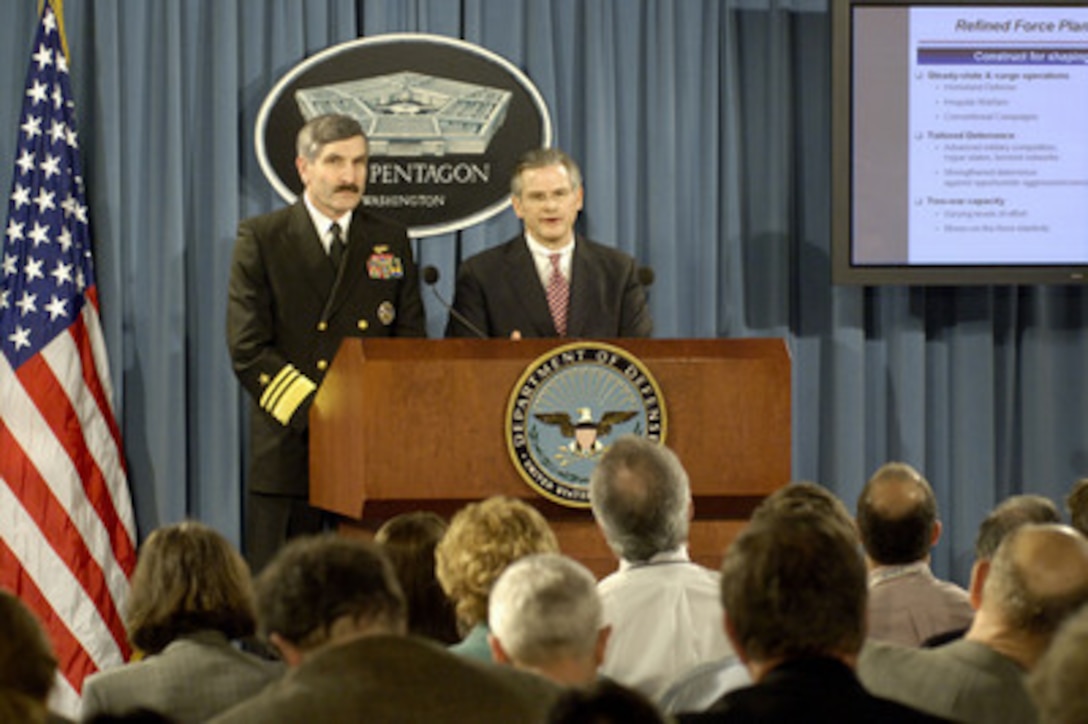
left=975, top=524, right=1088, bottom=645
left=1065, top=478, right=1088, bottom=537
left=374, top=511, right=459, bottom=644
left=0, top=590, right=56, bottom=724
left=975, top=494, right=1062, bottom=561
left=1027, top=603, right=1088, bottom=724
left=488, top=553, right=608, bottom=687
left=255, top=534, right=406, bottom=665
left=856, top=462, right=939, bottom=566
left=547, top=679, right=666, bottom=724
left=125, top=521, right=257, bottom=654
left=720, top=511, right=867, bottom=679
left=589, top=436, right=691, bottom=563
left=751, top=480, right=857, bottom=540
left=434, top=496, right=559, bottom=631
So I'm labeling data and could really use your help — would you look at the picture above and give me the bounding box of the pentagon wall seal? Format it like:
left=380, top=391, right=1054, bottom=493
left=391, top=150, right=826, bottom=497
left=255, top=33, right=552, bottom=238
left=506, top=342, right=667, bottom=508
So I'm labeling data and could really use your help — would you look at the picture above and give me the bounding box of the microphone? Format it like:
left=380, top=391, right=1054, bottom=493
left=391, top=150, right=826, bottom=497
left=422, top=265, right=489, bottom=340
left=638, top=266, right=655, bottom=288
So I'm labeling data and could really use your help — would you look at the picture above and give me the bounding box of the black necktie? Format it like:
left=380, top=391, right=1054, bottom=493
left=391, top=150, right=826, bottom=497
left=328, top=222, right=344, bottom=270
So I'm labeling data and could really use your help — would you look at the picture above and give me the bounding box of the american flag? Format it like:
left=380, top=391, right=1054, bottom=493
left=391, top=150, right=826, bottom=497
left=1, top=0, right=136, bottom=715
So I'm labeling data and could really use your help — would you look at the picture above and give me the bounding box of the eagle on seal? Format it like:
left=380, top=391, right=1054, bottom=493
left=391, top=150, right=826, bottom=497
left=534, top=407, right=637, bottom=455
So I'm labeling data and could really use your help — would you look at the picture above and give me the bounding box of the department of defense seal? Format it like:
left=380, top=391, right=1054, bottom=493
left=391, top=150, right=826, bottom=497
left=506, top=342, right=667, bottom=508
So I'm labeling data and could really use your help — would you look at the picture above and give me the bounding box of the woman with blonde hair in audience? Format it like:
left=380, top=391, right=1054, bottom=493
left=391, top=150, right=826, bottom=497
left=81, top=521, right=281, bottom=723
left=435, top=496, right=559, bottom=662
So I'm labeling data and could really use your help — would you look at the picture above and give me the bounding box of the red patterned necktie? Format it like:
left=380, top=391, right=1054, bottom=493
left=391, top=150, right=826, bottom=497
left=546, top=253, right=569, bottom=336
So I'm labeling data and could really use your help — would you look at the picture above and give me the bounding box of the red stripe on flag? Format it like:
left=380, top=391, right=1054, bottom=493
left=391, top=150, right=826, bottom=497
left=0, top=417, right=129, bottom=659
left=73, top=298, right=129, bottom=478
left=64, top=315, right=136, bottom=574
left=0, top=537, right=99, bottom=694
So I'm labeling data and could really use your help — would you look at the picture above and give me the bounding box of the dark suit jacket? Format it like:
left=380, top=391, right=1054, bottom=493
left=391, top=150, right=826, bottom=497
left=445, top=234, right=652, bottom=338
left=677, top=657, right=950, bottom=723
left=209, top=634, right=562, bottom=724
left=227, top=202, right=425, bottom=496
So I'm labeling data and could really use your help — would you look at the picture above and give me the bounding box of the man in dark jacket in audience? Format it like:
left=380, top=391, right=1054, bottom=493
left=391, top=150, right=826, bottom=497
left=679, top=507, right=947, bottom=723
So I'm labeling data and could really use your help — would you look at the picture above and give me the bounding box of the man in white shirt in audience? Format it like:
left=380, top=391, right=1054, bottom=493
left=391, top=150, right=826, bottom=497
left=589, top=435, right=732, bottom=700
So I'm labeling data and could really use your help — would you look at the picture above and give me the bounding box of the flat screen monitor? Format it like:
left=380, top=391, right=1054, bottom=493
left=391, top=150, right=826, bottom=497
left=832, top=0, right=1088, bottom=284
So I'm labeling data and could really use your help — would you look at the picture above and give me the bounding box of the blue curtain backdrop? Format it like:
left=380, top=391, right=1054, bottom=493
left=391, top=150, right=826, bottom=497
left=3, top=0, right=1085, bottom=586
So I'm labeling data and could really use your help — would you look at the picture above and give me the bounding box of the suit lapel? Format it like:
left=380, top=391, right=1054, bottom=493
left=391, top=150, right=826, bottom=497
left=566, top=236, right=597, bottom=338
left=503, top=239, right=557, bottom=337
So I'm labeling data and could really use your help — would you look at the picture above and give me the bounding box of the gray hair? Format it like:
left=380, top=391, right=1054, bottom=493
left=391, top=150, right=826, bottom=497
left=510, top=147, right=582, bottom=196
left=296, top=114, right=367, bottom=161
left=488, top=553, right=602, bottom=666
left=589, top=436, right=691, bottom=562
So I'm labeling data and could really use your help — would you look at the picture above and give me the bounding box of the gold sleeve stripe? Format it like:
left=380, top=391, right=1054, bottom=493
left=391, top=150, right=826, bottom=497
left=259, top=366, right=297, bottom=410
left=259, top=365, right=316, bottom=426
left=270, top=375, right=317, bottom=426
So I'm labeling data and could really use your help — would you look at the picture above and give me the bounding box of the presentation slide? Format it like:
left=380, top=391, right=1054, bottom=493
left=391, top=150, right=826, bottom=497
left=852, top=5, right=1088, bottom=267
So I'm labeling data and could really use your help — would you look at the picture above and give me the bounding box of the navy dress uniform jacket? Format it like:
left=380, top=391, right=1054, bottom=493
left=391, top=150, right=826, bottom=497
left=227, top=201, right=425, bottom=497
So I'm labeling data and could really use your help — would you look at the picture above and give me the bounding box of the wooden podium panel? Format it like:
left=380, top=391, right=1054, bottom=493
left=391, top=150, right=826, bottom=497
left=311, top=338, right=790, bottom=576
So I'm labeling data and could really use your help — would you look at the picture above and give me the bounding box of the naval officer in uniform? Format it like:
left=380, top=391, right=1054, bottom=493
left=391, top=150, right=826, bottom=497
left=227, top=113, right=425, bottom=571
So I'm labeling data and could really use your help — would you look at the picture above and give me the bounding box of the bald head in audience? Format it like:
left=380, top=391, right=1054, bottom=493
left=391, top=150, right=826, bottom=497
left=856, top=462, right=940, bottom=567
left=967, top=523, right=1088, bottom=668
left=855, top=462, right=974, bottom=648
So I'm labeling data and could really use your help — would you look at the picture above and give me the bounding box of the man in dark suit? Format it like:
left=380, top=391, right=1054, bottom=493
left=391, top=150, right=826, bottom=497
left=678, top=505, right=946, bottom=723
left=210, top=535, right=560, bottom=724
left=227, top=114, right=425, bottom=572
left=445, top=148, right=652, bottom=339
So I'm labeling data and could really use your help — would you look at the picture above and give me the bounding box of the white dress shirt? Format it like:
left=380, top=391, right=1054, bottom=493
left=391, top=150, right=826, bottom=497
left=524, top=232, right=574, bottom=287
left=597, top=546, right=734, bottom=700
left=303, top=194, right=352, bottom=256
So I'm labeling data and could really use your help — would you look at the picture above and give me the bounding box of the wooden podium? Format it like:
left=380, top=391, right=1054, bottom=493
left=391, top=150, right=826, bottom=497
left=310, top=338, right=790, bottom=576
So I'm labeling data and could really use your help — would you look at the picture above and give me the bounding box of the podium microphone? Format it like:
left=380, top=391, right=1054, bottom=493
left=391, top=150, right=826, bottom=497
left=422, top=265, right=489, bottom=340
